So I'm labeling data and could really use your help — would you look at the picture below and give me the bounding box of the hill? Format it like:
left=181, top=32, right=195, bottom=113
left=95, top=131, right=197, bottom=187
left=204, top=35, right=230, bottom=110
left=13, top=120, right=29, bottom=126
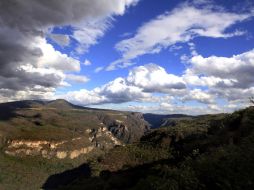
left=53, top=106, right=254, bottom=190
left=0, top=99, right=149, bottom=189
left=1, top=99, right=254, bottom=190
left=143, top=113, right=194, bottom=128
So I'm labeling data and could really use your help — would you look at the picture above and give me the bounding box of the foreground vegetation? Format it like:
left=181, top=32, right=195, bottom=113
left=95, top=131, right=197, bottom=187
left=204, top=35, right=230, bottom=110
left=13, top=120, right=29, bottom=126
left=58, top=106, right=254, bottom=190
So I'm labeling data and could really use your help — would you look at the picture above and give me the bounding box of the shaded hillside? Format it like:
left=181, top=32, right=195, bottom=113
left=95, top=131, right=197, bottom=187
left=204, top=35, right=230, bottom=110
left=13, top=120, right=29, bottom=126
left=143, top=113, right=193, bottom=128
left=0, top=99, right=149, bottom=190
left=56, top=106, right=254, bottom=190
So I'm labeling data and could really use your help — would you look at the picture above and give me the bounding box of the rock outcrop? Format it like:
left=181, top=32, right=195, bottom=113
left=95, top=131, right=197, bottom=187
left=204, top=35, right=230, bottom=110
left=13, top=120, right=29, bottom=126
left=4, top=126, right=123, bottom=159
left=98, top=112, right=150, bottom=143
left=4, top=138, right=93, bottom=159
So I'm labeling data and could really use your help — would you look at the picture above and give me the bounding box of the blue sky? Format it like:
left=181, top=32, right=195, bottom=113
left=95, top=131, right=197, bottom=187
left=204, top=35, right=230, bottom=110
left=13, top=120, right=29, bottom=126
left=1, top=0, right=254, bottom=114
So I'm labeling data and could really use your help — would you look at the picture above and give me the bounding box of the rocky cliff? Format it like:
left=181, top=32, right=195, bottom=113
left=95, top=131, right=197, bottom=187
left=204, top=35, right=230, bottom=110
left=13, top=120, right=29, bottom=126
left=97, top=112, right=150, bottom=143
left=0, top=99, right=149, bottom=159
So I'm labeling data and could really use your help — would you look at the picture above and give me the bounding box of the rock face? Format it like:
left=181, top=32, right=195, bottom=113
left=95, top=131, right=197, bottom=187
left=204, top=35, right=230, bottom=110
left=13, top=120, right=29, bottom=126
left=98, top=112, right=150, bottom=143
left=89, top=126, right=122, bottom=148
left=4, top=126, right=122, bottom=159
left=4, top=138, right=94, bottom=159
left=69, top=147, right=94, bottom=159
left=3, top=110, right=150, bottom=159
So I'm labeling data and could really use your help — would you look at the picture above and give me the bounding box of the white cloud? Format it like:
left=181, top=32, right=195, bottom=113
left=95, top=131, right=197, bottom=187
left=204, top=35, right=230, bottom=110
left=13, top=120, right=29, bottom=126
left=127, top=63, right=186, bottom=93
left=109, top=1, right=251, bottom=70
left=124, top=102, right=223, bottom=115
left=60, top=63, right=187, bottom=105
left=73, top=19, right=111, bottom=54
left=60, top=77, right=151, bottom=105
left=60, top=89, right=107, bottom=105
left=37, top=38, right=80, bottom=72
left=97, top=77, right=151, bottom=103
left=181, top=49, right=254, bottom=107
left=106, top=61, right=136, bottom=71
left=211, top=87, right=254, bottom=102
left=66, top=74, right=90, bottom=83
left=158, top=102, right=223, bottom=115
left=83, top=59, right=92, bottom=66
left=58, top=55, right=254, bottom=114
left=62, top=0, right=140, bottom=54
left=187, top=49, right=254, bottom=88
left=94, top=67, right=104, bottom=73
left=182, top=89, right=215, bottom=104
left=0, top=87, right=55, bottom=103
left=59, top=64, right=187, bottom=106
left=49, top=34, right=70, bottom=47
left=183, top=75, right=237, bottom=88
left=52, top=47, right=254, bottom=114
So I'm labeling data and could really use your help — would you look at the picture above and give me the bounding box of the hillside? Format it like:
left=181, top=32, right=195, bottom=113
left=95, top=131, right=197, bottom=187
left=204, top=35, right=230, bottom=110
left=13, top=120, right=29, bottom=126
left=53, top=106, right=254, bottom=190
left=1, top=100, right=254, bottom=190
left=0, top=99, right=149, bottom=189
left=143, top=113, right=193, bottom=128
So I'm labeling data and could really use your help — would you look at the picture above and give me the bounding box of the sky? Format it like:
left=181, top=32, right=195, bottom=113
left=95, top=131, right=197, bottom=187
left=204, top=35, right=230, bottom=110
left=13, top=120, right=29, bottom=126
left=0, top=0, right=254, bottom=115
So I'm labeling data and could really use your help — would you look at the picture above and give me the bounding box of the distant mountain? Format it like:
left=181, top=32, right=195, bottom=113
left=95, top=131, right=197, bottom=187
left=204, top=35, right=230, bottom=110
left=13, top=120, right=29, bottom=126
left=143, top=113, right=193, bottom=128
left=45, top=99, right=78, bottom=109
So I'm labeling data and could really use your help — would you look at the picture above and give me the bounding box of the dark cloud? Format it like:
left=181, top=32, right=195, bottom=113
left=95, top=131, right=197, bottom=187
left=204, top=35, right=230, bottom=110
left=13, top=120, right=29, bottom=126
left=0, top=0, right=138, bottom=100
left=0, top=0, right=133, bottom=33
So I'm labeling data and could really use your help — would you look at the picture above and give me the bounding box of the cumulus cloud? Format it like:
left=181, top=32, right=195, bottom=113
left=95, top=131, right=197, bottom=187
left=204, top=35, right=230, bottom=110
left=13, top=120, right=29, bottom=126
left=97, top=77, right=150, bottom=103
left=211, top=87, right=254, bottom=102
left=61, top=77, right=151, bottom=105
left=62, top=46, right=254, bottom=114
left=37, top=38, right=80, bottom=72
left=108, top=1, right=252, bottom=70
left=59, top=52, right=254, bottom=114
left=183, top=75, right=237, bottom=88
left=182, top=49, right=254, bottom=107
left=60, top=89, right=107, bottom=105
left=126, top=63, right=186, bottom=93
left=60, top=64, right=185, bottom=105
left=182, top=89, right=215, bottom=104
left=187, top=49, right=254, bottom=88
left=0, top=0, right=139, bottom=101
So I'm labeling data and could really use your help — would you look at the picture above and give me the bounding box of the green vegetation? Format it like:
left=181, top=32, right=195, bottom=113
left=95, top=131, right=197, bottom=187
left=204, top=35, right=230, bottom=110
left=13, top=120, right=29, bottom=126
left=0, top=151, right=90, bottom=190
left=0, top=100, right=149, bottom=189
left=59, top=106, right=254, bottom=190
left=1, top=99, right=254, bottom=190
